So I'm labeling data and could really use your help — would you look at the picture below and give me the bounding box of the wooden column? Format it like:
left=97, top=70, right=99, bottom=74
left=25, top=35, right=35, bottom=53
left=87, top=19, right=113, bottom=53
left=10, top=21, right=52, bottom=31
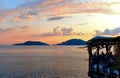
left=97, top=45, right=100, bottom=78
left=88, top=42, right=92, bottom=77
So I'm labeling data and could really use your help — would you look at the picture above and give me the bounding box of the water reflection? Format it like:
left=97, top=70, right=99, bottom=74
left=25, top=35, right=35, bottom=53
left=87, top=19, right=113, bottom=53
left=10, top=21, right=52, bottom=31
left=0, top=46, right=88, bottom=78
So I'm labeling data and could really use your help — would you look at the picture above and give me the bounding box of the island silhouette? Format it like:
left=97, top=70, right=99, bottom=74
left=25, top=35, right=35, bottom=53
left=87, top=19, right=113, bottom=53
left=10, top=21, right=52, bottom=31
left=56, top=39, right=86, bottom=45
left=12, top=36, right=109, bottom=46
left=13, top=41, right=48, bottom=45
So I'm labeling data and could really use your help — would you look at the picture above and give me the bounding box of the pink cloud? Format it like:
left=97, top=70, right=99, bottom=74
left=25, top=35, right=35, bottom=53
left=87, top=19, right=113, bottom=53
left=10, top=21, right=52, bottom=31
left=20, top=25, right=30, bottom=29
left=32, top=26, right=85, bottom=37
left=0, top=26, right=31, bottom=33
left=50, top=2, right=115, bottom=15
left=0, top=0, right=120, bottom=22
left=41, top=0, right=63, bottom=6
left=12, top=14, right=35, bottom=22
left=0, top=26, right=32, bottom=44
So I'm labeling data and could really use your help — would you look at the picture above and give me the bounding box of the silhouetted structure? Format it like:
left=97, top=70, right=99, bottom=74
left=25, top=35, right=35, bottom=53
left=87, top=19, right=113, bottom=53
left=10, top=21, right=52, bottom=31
left=87, top=36, right=120, bottom=78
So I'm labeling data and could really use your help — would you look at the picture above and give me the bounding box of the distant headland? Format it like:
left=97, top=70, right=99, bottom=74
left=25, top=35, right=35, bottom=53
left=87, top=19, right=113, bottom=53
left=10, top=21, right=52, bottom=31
left=13, top=41, right=48, bottom=45
left=12, top=36, right=109, bottom=46
left=56, top=39, right=86, bottom=45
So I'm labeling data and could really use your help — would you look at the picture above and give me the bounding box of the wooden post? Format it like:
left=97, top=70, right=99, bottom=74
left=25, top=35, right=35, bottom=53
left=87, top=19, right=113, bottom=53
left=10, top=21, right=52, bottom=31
left=106, top=45, right=109, bottom=54
left=88, top=42, right=92, bottom=77
left=97, top=44, right=100, bottom=78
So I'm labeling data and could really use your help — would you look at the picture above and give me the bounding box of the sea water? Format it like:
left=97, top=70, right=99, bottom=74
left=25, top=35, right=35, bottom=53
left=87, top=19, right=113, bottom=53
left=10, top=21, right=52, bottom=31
left=0, top=46, right=88, bottom=78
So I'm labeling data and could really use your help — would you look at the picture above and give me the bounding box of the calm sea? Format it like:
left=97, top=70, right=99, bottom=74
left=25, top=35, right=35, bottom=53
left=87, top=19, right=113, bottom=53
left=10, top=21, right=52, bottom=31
left=0, top=46, right=88, bottom=78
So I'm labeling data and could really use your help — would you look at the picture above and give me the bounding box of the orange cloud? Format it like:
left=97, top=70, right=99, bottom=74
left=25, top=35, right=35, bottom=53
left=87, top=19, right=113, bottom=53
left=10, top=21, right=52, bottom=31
left=32, top=26, right=84, bottom=37
left=0, top=19, right=4, bottom=22
left=0, top=25, right=93, bottom=45
left=41, top=0, right=63, bottom=6
left=0, top=26, right=31, bottom=33
left=0, top=26, right=32, bottom=44
left=50, top=2, right=117, bottom=16
left=0, top=0, right=120, bottom=22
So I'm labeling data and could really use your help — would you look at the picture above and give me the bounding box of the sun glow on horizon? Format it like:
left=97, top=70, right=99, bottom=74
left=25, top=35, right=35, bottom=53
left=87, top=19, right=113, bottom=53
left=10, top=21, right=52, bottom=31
left=1, top=0, right=120, bottom=44
left=111, top=4, right=120, bottom=13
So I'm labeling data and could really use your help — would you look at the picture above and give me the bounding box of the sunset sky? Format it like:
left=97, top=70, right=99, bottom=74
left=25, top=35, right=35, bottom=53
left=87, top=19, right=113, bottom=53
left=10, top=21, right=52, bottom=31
left=0, top=0, right=120, bottom=45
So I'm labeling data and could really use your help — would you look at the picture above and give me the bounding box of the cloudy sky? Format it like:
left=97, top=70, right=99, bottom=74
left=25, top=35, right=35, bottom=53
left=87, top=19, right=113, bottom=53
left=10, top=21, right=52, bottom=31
left=0, top=0, right=120, bottom=45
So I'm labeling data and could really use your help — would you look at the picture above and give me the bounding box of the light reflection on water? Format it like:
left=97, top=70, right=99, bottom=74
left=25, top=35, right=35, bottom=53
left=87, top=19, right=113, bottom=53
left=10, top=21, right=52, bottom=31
left=0, top=46, right=88, bottom=78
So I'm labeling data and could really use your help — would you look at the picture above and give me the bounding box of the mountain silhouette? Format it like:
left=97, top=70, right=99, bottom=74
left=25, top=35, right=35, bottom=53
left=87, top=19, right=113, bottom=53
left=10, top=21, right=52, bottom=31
left=56, top=39, right=86, bottom=45
left=13, top=41, right=48, bottom=45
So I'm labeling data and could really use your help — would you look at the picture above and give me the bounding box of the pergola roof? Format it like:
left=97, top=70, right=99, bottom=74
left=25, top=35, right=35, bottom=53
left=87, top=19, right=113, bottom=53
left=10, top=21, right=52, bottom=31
left=87, top=36, right=120, bottom=46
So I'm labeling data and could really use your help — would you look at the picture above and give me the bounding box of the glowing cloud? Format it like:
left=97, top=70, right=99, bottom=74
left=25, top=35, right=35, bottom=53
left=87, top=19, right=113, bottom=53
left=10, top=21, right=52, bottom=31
left=0, top=26, right=32, bottom=44
left=32, top=26, right=84, bottom=37
left=0, top=0, right=120, bottom=22
left=95, top=27, right=120, bottom=36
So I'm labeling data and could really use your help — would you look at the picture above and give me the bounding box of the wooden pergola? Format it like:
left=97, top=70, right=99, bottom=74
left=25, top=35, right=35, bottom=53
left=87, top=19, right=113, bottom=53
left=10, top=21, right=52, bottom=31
left=87, top=36, right=120, bottom=78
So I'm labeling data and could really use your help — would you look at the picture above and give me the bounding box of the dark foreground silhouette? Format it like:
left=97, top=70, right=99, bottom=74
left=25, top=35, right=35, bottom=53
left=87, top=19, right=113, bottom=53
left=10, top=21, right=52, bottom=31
left=87, top=36, right=120, bottom=78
